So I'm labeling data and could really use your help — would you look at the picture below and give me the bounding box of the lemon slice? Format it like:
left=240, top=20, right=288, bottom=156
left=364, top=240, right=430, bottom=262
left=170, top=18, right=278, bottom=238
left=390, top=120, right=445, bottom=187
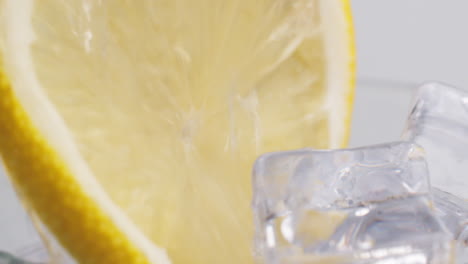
left=0, top=0, right=355, bottom=263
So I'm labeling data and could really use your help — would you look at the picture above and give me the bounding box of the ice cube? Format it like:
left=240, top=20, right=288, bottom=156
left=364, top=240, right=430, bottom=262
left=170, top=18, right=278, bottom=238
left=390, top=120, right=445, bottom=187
left=432, top=188, right=468, bottom=262
left=403, top=82, right=468, bottom=199
left=431, top=188, right=468, bottom=240
left=252, top=142, right=452, bottom=263
left=253, top=142, right=430, bottom=212
left=403, top=82, right=468, bottom=259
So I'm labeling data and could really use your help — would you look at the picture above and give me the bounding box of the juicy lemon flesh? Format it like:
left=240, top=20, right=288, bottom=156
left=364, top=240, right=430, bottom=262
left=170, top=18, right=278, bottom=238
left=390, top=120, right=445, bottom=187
left=28, top=0, right=332, bottom=263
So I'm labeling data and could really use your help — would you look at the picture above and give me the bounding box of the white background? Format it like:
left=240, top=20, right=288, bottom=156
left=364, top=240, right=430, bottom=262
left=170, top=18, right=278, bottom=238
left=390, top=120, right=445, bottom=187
left=2, top=0, right=468, bottom=258
left=350, top=0, right=468, bottom=146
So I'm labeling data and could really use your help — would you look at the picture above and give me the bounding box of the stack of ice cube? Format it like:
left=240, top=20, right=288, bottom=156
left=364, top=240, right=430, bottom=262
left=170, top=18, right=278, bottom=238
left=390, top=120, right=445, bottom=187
left=252, top=83, right=468, bottom=264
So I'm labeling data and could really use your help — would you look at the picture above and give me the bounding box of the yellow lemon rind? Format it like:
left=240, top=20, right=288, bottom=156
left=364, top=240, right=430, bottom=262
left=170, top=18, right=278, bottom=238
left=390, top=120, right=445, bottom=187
left=0, top=62, right=155, bottom=264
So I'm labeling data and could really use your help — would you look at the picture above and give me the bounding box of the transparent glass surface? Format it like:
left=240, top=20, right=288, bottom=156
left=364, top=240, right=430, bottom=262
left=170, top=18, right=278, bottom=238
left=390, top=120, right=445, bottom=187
left=0, top=80, right=416, bottom=263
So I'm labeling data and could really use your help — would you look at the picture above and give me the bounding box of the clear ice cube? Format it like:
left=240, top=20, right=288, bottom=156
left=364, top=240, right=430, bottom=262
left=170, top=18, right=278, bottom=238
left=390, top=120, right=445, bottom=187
left=432, top=188, right=468, bottom=261
left=252, top=142, right=452, bottom=264
left=403, top=82, right=468, bottom=199
left=403, top=82, right=468, bottom=259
